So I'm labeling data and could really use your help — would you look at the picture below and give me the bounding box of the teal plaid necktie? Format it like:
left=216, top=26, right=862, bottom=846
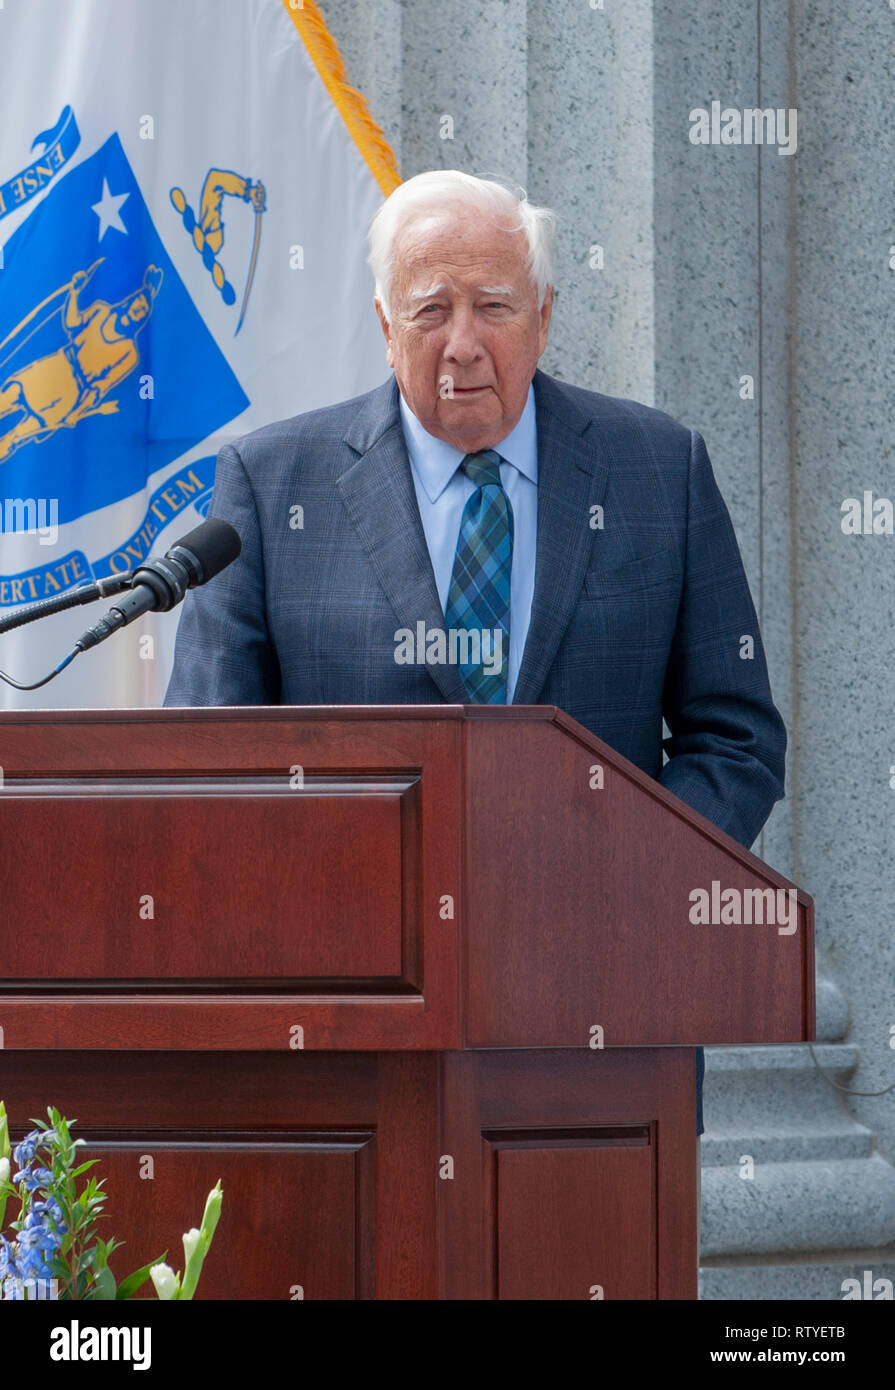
left=444, top=449, right=514, bottom=703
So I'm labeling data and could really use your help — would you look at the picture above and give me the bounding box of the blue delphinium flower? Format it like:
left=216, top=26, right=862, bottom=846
left=1, top=1139, right=64, bottom=1300
left=22, top=1211, right=61, bottom=1252
left=5, top=1210, right=60, bottom=1297
left=32, top=1196, right=67, bottom=1233
left=0, top=1234, right=29, bottom=1301
left=15, top=1165, right=53, bottom=1192
left=0, top=1234, right=20, bottom=1279
left=11, top=1130, right=40, bottom=1170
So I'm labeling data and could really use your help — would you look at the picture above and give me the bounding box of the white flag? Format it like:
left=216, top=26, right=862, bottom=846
left=0, top=0, right=399, bottom=708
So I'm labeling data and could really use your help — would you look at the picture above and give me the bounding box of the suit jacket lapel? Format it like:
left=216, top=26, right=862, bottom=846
left=511, top=369, right=611, bottom=705
left=338, top=374, right=469, bottom=703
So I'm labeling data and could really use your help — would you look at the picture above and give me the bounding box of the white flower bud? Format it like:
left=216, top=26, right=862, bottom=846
left=149, top=1262, right=179, bottom=1300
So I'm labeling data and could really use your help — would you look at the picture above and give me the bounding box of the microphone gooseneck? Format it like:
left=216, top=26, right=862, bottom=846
left=75, top=519, right=241, bottom=652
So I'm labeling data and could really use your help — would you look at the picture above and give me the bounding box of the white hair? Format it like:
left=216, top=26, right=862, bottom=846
left=367, top=170, right=556, bottom=320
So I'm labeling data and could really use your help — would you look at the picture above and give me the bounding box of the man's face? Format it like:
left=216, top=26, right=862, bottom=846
left=375, top=209, right=553, bottom=454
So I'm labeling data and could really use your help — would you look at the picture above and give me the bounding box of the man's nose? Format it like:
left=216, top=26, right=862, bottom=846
left=443, top=307, right=484, bottom=363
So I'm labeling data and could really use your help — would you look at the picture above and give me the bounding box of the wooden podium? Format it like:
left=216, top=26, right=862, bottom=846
left=0, top=705, right=813, bottom=1300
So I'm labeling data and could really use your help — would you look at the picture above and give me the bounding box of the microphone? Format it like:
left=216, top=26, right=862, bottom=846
left=0, top=571, right=132, bottom=636
left=75, top=518, right=241, bottom=651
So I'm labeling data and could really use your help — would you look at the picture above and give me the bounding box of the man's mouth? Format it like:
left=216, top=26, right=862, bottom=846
left=452, top=385, right=489, bottom=395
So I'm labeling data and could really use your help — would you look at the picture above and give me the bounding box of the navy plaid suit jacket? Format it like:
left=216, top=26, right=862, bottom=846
left=166, top=367, right=786, bottom=850
left=166, top=367, right=788, bottom=1135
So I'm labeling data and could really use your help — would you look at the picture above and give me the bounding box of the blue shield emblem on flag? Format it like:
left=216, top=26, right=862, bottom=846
left=0, top=131, right=248, bottom=527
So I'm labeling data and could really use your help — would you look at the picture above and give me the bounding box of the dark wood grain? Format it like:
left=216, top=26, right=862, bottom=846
left=92, top=1139, right=370, bottom=1301
left=2, top=785, right=408, bottom=980
left=493, top=1143, right=655, bottom=1300
left=438, top=1047, right=696, bottom=1300
left=0, top=1052, right=411, bottom=1300
left=0, top=711, right=461, bottom=1050
left=462, top=713, right=813, bottom=1046
left=1, top=1048, right=691, bottom=1300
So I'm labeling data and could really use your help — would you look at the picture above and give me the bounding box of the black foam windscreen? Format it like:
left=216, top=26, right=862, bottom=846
left=170, top=518, right=242, bottom=585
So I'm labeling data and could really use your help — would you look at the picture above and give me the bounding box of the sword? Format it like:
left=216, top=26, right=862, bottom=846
left=236, top=186, right=265, bottom=336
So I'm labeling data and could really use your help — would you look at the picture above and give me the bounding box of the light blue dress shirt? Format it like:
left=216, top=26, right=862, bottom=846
left=398, top=381, right=538, bottom=703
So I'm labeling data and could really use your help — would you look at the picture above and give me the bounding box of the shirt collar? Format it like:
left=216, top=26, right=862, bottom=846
left=399, top=380, right=537, bottom=504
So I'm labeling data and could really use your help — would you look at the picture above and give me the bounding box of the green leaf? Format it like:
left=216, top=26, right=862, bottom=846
left=116, top=1253, right=168, bottom=1301
left=0, top=1097, right=9, bottom=1225
left=69, top=1159, right=100, bottom=1179
left=88, top=1264, right=117, bottom=1301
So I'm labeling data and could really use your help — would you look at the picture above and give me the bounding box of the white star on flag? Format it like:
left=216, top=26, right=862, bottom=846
left=92, top=178, right=129, bottom=240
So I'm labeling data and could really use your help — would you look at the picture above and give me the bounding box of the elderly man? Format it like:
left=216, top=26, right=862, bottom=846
left=165, top=170, right=787, bottom=1144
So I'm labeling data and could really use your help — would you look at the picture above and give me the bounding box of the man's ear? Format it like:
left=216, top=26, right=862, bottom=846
left=538, top=284, right=555, bottom=357
left=374, top=298, right=394, bottom=366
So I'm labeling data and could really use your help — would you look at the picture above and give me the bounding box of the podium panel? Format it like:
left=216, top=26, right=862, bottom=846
left=438, top=1048, right=697, bottom=1300
left=463, top=713, right=813, bottom=1046
left=494, top=1144, right=655, bottom=1301
left=2, top=777, right=417, bottom=984
left=2, top=1047, right=694, bottom=1300
left=96, top=1141, right=372, bottom=1301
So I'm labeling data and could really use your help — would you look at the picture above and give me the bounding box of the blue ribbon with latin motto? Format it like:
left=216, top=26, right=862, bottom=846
left=0, top=107, right=81, bottom=223
left=0, top=456, right=217, bottom=607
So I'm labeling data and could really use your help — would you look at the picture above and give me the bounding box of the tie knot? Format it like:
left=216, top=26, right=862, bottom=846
left=461, top=449, right=503, bottom=489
